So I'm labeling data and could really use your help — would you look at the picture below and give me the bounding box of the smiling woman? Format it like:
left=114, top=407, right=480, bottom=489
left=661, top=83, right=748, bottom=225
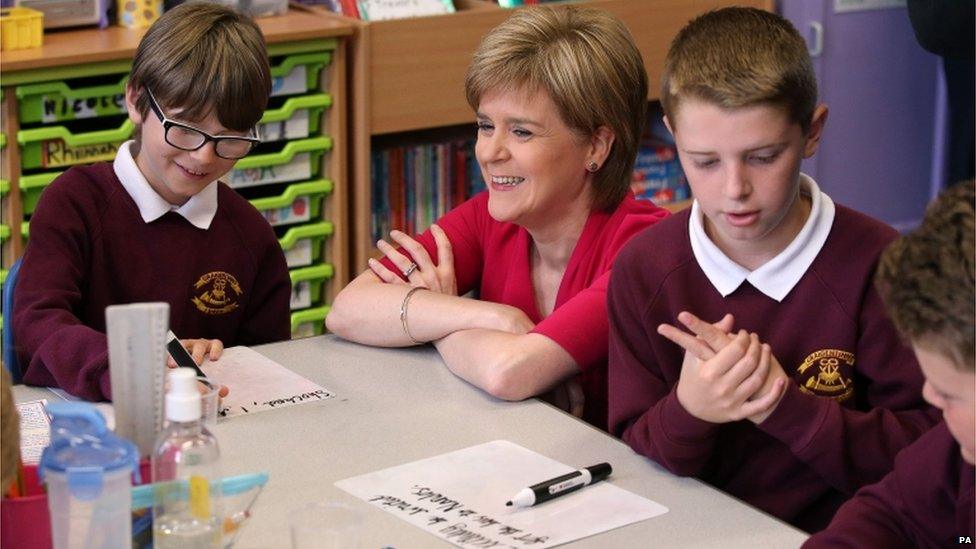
left=325, top=5, right=669, bottom=430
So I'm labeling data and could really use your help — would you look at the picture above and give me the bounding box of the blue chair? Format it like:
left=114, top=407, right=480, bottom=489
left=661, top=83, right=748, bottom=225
left=2, top=258, right=23, bottom=383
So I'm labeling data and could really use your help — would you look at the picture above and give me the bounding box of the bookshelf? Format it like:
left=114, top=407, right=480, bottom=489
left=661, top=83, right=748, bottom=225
left=303, top=0, right=769, bottom=272
left=0, top=11, right=355, bottom=338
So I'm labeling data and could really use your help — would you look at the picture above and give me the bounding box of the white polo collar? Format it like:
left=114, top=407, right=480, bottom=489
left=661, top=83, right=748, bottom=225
left=113, top=140, right=218, bottom=230
left=689, top=174, right=835, bottom=301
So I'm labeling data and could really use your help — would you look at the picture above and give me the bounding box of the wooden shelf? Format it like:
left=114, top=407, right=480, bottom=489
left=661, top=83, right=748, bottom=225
left=0, top=10, right=353, bottom=73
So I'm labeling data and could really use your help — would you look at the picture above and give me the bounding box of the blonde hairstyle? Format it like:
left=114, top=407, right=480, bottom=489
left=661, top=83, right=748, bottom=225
left=877, top=181, right=975, bottom=370
left=128, top=2, right=271, bottom=131
left=661, top=7, right=817, bottom=134
left=1, top=369, right=19, bottom=492
left=465, top=5, right=648, bottom=211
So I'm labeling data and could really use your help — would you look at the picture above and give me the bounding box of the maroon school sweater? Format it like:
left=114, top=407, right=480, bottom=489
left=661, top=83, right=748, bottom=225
left=607, top=206, right=938, bottom=532
left=12, top=163, right=291, bottom=401
left=805, top=421, right=975, bottom=548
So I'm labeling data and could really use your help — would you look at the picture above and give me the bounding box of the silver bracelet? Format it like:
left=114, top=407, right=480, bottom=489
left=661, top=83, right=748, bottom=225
left=399, top=287, right=426, bottom=345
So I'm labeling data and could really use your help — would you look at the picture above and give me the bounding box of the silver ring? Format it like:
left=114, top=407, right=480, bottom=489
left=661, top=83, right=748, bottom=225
left=402, top=262, right=419, bottom=277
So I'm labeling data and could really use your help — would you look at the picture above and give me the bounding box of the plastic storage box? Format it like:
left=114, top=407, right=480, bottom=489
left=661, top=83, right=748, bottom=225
left=249, top=180, right=332, bottom=227
left=270, top=51, right=331, bottom=98
left=291, top=306, right=330, bottom=338
left=288, top=264, right=332, bottom=310
left=226, top=136, right=331, bottom=189
left=18, top=118, right=134, bottom=169
left=278, top=222, right=333, bottom=269
left=258, top=94, right=331, bottom=143
left=17, top=74, right=129, bottom=124
left=0, top=7, right=43, bottom=51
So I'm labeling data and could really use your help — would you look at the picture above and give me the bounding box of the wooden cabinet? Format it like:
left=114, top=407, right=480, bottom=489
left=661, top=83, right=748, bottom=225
left=0, top=11, right=354, bottom=338
left=303, top=0, right=769, bottom=271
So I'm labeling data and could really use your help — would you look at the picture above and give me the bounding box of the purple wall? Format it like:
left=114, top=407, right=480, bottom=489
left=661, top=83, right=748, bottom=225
left=780, top=0, right=945, bottom=230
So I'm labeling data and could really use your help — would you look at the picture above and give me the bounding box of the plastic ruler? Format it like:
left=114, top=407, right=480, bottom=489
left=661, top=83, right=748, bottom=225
left=106, top=302, right=169, bottom=456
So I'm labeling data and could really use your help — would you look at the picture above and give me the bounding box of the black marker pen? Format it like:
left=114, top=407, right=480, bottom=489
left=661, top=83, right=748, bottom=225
left=166, top=330, right=207, bottom=379
left=505, top=462, right=612, bottom=508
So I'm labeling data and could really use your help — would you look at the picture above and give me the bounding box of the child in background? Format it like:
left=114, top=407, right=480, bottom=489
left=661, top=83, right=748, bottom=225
left=805, top=181, right=974, bottom=547
left=12, top=2, right=291, bottom=401
left=607, top=7, right=937, bottom=532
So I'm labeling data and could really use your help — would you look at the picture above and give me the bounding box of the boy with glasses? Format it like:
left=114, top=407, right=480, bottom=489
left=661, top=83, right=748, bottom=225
left=12, top=3, right=291, bottom=400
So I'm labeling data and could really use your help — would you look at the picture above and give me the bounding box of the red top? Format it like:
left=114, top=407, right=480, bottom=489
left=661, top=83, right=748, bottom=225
left=381, top=191, right=668, bottom=428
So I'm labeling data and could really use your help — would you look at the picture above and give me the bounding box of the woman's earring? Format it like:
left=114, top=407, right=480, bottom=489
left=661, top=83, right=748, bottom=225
left=586, top=161, right=599, bottom=172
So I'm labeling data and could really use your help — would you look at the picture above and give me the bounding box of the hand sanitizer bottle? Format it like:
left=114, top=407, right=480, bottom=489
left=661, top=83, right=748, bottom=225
left=152, top=368, right=223, bottom=548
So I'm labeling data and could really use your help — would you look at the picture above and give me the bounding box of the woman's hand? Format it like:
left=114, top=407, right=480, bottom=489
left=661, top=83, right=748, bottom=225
left=368, top=225, right=457, bottom=296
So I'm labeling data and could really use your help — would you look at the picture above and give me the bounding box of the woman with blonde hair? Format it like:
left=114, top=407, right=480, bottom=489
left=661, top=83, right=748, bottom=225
left=327, top=5, right=667, bottom=429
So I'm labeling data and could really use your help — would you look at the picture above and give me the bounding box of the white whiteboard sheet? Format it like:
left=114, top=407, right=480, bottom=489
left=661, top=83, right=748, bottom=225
left=201, top=346, right=334, bottom=419
left=336, top=440, right=668, bottom=548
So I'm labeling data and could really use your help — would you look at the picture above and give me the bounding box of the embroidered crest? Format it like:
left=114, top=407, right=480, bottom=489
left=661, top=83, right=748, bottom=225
left=191, top=271, right=243, bottom=315
left=797, top=349, right=855, bottom=402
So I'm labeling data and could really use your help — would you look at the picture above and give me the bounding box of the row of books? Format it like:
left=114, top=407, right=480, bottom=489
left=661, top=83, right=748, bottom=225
left=369, top=135, right=689, bottom=241
left=295, top=0, right=456, bottom=20
left=371, top=139, right=485, bottom=242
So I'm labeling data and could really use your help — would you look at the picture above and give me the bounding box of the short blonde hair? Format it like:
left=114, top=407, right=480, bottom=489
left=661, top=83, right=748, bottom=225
left=128, top=2, right=271, bottom=131
left=465, top=5, right=648, bottom=211
left=662, top=7, right=817, bottom=134
left=877, top=181, right=976, bottom=371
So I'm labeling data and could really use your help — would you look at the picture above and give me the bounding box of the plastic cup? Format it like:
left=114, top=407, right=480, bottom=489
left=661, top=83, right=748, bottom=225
left=197, top=377, right=219, bottom=430
left=45, top=467, right=132, bottom=549
left=290, top=502, right=361, bottom=549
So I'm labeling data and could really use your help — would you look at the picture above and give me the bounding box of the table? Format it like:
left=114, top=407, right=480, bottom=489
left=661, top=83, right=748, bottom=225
left=15, top=335, right=808, bottom=548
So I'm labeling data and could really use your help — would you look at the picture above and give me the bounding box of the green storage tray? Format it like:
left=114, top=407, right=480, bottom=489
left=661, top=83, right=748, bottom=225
left=0, top=179, right=9, bottom=197
left=16, top=75, right=129, bottom=124
left=258, top=94, right=331, bottom=143
left=250, top=180, right=332, bottom=228
left=19, top=171, right=61, bottom=215
left=288, top=263, right=333, bottom=311
left=279, top=221, right=333, bottom=269
left=18, top=118, right=134, bottom=170
left=291, top=305, right=330, bottom=339
left=227, top=136, right=331, bottom=189
left=270, top=51, right=331, bottom=98
left=21, top=221, right=30, bottom=240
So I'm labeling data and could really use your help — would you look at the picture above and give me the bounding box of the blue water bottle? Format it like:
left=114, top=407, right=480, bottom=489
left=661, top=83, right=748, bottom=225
left=39, top=402, right=140, bottom=549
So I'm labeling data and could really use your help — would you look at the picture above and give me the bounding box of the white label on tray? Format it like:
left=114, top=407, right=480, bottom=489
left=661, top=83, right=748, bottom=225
left=228, top=153, right=312, bottom=189
left=272, top=66, right=308, bottom=97
left=284, top=238, right=314, bottom=268
left=258, top=110, right=310, bottom=142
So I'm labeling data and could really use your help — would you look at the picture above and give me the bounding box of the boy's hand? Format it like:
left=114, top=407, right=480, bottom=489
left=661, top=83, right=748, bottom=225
left=660, top=311, right=788, bottom=423
left=744, top=352, right=788, bottom=424
left=369, top=225, right=458, bottom=296
left=664, top=329, right=779, bottom=422
left=165, top=339, right=229, bottom=398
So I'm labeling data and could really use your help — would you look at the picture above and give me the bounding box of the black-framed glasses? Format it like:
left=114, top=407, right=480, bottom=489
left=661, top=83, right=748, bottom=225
left=145, top=88, right=261, bottom=160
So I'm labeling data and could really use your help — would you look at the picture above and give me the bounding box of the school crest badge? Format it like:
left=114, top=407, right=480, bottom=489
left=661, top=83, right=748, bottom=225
left=191, top=271, right=243, bottom=315
left=797, top=349, right=855, bottom=402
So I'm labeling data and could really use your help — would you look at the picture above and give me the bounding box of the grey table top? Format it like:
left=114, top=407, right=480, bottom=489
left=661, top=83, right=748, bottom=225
left=15, top=335, right=807, bottom=548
